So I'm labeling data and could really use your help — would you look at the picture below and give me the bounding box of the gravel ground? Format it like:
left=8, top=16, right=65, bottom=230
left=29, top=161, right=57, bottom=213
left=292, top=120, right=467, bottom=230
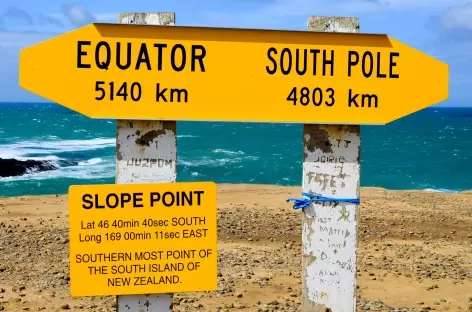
left=1, top=184, right=471, bottom=311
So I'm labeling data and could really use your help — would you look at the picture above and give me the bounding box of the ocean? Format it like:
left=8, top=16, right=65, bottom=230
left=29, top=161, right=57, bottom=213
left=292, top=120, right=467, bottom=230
left=0, top=102, right=471, bottom=197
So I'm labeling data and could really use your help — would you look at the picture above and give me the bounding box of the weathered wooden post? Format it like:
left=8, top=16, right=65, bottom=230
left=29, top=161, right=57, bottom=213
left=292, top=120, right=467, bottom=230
left=302, top=16, right=361, bottom=312
left=115, top=12, right=176, bottom=312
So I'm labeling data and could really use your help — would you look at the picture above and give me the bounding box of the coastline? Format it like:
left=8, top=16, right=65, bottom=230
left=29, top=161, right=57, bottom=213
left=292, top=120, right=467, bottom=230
left=2, top=105, right=472, bottom=197
left=1, top=183, right=472, bottom=311
left=1, top=183, right=472, bottom=199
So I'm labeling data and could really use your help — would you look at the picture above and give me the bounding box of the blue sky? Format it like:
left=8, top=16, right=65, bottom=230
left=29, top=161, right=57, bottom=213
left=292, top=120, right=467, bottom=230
left=0, top=0, right=471, bottom=106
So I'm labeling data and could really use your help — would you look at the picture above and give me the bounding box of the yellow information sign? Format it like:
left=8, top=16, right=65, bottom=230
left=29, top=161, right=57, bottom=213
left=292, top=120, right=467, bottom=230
left=68, top=182, right=217, bottom=297
left=20, top=23, right=448, bottom=125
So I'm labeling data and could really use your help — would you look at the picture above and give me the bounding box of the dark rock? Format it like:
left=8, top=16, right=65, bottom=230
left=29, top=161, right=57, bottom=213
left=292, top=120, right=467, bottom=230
left=0, top=158, right=58, bottom=177
left=0, top=158, right=78, bottom=178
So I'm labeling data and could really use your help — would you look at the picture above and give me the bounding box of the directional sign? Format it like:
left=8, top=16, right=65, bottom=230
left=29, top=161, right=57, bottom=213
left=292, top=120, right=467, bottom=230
left=19, top=23, right=448, bottom=125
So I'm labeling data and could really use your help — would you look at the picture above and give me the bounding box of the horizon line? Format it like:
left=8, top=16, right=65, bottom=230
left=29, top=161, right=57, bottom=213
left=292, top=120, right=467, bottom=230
left=0, top=101, right=470, bottom=108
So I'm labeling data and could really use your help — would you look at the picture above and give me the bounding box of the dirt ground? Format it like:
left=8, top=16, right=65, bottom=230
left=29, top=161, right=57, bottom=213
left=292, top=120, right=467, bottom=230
left=0, top=184, right=472, bottom=312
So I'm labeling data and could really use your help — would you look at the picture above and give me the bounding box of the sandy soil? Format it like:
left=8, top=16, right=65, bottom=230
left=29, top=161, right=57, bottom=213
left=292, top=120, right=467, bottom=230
left=0, top=184, right=472, bottom=311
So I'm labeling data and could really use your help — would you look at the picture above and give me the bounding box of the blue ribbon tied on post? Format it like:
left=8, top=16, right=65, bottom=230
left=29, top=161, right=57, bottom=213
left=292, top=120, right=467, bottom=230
left=286, top=192, right=360, bottom=210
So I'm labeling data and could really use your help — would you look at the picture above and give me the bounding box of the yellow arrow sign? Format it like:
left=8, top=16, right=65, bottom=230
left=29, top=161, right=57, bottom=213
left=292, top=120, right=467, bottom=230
left=19, top=23, right=448, bottom=125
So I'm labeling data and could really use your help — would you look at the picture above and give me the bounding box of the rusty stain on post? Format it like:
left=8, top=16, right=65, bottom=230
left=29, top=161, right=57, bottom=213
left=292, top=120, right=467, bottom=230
left=135, top=129, right=165, bottom=146
left=302, top=17, right=360, bottom=312
left=304, top=125, right=333, bottom=157
left=116, top=12, right=176, bottom=312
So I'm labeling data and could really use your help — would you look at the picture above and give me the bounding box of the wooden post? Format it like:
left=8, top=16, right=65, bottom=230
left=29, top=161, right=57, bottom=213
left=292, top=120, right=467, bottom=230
left=115, top=12, right=176, bottom=312
left=302, top=17, right=361, bottom=312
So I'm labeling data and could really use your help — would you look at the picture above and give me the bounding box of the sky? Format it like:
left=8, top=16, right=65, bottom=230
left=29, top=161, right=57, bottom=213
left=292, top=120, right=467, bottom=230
left=0, top=0, right=471, bottom=106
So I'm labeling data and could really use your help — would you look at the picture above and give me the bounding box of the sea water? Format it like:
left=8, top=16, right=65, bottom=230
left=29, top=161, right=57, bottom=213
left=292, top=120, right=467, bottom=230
left=0, top=102, right=471, bottom=197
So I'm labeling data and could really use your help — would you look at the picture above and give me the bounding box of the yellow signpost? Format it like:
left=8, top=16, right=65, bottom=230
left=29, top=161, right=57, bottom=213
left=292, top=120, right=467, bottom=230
left=19, top=23, right=448, bottom=125
left=68, top=181, right=217, bottom=297
left=19, top=14, right=451, bottom=312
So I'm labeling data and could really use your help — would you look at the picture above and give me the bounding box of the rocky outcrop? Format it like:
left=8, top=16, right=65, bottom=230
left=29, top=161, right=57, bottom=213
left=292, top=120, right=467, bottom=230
left=0, top=158, right=59, bottom=177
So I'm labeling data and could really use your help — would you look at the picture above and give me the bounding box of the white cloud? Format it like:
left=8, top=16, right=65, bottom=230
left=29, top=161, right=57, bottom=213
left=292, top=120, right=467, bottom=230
left=424, top=3, right=472, bottom=56
left=440, top=2, right=472, bottom=30
left=203, top=0, right=472, bottom=29
left=358, top=0, right=471, bottom=10
left=217, top=0, right=471, bottom=24
left=38, top=14, right=64, bottom=28
left=61, top=3, right=95, bottom=27
left=2, top=6, right=33, bottom=25
left=0, top=6, right=115, bottom=50
left=341, top=0, right=472, bottom=12
left=36, top=11, right=116, bottom=28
